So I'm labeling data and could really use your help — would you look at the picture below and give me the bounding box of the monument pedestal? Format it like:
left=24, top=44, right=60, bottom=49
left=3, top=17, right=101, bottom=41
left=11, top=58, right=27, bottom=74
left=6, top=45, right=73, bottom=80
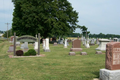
left=99, top=69, right=120, bottom=80
left=70, top=48, right=82, bottom=51
left=44, top=49, right=50, bottom=52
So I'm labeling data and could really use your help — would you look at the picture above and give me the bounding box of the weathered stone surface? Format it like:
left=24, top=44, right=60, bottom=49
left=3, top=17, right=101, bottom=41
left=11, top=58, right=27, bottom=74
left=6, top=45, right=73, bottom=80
left=70, top=48, right=82, bottom=51
left=106, top=42, right=120, bottom=70
left=53, top=42, right=57, bottom=46
left=24, top=42, right=28, bottom=49
left=99, top=69, right=120, bottom=80
left=96, top=51, right=102, bottom=54
left=80, top=52, right=87, bottom=55
left=69, top=52, right=75, bottom=55
left=44, top=38, right=50, bottom=52
left=44, top=49, right=50, bottom=52
left=70, top=39, right=82, bottom=51
left=72, top=39, right=81, bottom=48
left=96, top=39, right=111, bottom=51
left=8, top=46, right=14, bottom=52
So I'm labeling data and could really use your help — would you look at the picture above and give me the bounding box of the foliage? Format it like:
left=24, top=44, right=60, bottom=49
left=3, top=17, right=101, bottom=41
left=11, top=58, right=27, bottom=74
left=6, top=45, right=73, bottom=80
left=23, top=52, right=30, bottom=56
left=3, top=29, right=13, bottom=38
left=24, top=49, right=36, bottom=56
left=12, top=0, right=79, bottom=38
left=68, top=33, right=81, bottom=37
left=0, top=30, right=4, bottom=34
left=16, top=50, right=23, bottom=56
left=77, top=25, right=90, bottom=37
left=89, top=33, right=120, bottom=38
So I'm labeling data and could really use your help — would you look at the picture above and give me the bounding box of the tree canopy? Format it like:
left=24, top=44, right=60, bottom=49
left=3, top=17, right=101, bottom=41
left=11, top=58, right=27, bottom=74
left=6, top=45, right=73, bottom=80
left=77, top=25, right=90, bottom=37
left=12, top=0, right=79, bottom=38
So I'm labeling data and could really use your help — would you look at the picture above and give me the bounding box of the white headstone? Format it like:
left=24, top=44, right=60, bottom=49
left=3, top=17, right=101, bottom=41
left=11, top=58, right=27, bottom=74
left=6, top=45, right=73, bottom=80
left=43, top=39, right=45, bottom=49
left=44, top=38, right=50, bottom=52
left=85, top=39, right=90, bottom=48
left=16, top=42, right=20, bottom=46
left=34, top=42, right=38, bottom=49
left=96, top=39, right=111, bottom=51
left=64, top=39, right=67, bottom=48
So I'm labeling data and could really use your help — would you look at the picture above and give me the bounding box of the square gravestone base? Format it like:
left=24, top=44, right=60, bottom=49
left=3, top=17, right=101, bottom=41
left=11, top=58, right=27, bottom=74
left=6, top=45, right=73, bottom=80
left=99, top=69, right=120, bottom=80
left=44, top=49, right=50, bottom=52
left=70, top=48, right=82, bottom=51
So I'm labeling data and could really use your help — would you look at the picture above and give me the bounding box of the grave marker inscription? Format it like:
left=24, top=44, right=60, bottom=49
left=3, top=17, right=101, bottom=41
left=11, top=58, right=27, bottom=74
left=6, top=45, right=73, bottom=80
left=106, top=42, right=120, bottom=70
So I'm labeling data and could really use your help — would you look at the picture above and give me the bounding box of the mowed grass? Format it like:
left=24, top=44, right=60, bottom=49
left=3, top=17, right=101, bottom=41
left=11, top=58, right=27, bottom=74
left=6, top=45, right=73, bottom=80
left=0, top=41, right=105, bottom=80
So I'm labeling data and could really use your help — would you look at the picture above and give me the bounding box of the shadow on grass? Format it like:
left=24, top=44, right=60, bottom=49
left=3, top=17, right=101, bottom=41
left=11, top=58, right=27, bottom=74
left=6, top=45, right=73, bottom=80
left=92, top=71, right=99, bottom=78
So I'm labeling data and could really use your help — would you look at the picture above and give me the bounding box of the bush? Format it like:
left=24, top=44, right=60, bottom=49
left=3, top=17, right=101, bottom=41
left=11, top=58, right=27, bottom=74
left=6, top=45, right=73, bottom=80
left=23, top=52, right=30, bottom=56
left=16, top=50, right=23, bottom=56
left=23, top=49, right=36, bottom=56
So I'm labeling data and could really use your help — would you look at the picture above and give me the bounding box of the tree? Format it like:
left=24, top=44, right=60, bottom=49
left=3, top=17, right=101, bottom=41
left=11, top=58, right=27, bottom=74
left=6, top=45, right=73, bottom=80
left=77, top=25, right=90, bottom=38
left=12, top=0, right=79, bottom=38
left=3, top=29, right=12, bottom=38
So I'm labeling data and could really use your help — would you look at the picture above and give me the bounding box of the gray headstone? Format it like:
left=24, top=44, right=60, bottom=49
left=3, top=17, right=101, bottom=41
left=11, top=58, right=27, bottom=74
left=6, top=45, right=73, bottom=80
left=24, top=42, right=28, bottom=49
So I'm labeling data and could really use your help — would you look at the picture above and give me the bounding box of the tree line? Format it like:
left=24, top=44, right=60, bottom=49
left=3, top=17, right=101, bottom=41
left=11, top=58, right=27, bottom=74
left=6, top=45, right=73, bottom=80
left=89, top=33, right=120, bottom=38
left=67, top=33, right=120, bottom=38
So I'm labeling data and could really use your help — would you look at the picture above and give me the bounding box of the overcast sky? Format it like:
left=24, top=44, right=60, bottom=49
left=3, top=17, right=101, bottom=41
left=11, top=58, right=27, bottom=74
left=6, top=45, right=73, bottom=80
left=0, top=0, right=120, bottom=35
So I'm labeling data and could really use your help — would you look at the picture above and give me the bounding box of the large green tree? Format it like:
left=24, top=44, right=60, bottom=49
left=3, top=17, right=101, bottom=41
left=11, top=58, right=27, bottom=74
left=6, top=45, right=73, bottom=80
left=12, top=0, right=79, bottom=38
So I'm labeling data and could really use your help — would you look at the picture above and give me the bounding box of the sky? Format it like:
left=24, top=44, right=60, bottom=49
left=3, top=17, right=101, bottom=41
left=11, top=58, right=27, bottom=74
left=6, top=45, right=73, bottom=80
left=0, top=0, right=120, bottom=35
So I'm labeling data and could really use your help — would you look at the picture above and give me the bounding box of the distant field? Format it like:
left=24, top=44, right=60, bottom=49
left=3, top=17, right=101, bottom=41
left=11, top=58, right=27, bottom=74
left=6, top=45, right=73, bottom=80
left=0, top=41, right=105, bottom=80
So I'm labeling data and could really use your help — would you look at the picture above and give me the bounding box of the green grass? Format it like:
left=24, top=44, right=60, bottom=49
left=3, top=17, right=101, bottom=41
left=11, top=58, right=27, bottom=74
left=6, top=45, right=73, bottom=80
left=0, top=41, right=105, bottom=80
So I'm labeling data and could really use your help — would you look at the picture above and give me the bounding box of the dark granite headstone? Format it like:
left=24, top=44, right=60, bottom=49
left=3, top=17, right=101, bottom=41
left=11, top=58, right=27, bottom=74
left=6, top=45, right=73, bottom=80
left=106, top=42, right=120, bottom=70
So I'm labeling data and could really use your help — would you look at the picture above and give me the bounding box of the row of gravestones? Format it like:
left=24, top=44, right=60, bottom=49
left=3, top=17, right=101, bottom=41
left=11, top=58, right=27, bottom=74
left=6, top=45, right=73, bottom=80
left=70, top=38, right=120, bottom=80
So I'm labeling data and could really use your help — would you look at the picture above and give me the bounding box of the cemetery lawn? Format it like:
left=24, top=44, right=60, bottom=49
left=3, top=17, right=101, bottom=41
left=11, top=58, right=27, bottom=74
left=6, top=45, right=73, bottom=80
left=0, top=41, right=105, bottom=80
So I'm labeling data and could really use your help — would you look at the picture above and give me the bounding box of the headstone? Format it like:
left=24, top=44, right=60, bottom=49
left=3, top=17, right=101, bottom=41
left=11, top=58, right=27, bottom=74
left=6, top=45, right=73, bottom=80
left=96, top=38, right=99, bottom=45
left=34, top=42, right=38, bottom=50
left=96, top=39, right=111, bottom=51
left=64, top=39, right=67, bottom=48
left=53, top=42, right=57, bottom=46
left=60, top=39, right=64, bottom=44
left=99, top=42, right=120, bottom=80
left=8, top=45, right=14, bottom=52
left=44, top=38, right=50, bottom=52
left=90, top=39, right=95, bottom=45
left=24, top=42, right=28, bottom=49
left=99, top=69, right=120, bottom=80
left=43, top=39, right=45, bottom=49
left=96, top=51, right=102, bottom=54
left=85, top=39, right=90, bottom=48
left=16, top=42, right=20, bottom=46
left=80, top=52, right=87, bottom=55
left=20, top=44, right=24, bottom=49
left=69, top=52, right=75, bottom=55
left=106, top=42, right=120, bottom=70
left=70, top=39, right=82, bottom=51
